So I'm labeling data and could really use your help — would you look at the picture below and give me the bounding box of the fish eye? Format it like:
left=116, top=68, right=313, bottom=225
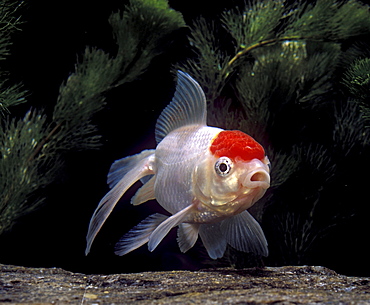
left=215, top=157, right=233, bottom=176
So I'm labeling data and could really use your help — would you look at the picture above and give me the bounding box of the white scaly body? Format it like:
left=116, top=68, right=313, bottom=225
left=155, top=125, right=222, bottom=215
left=85, top=71, right=270, bottom=259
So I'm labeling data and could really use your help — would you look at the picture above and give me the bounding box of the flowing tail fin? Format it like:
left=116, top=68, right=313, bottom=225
left=85, top=150, right=155, bottom=255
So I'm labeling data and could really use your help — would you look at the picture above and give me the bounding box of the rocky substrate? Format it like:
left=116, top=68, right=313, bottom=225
left=1, top=264, right=369, bottom=304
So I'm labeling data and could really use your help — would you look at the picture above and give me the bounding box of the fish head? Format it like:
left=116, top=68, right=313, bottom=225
left=194, top=130, right=270, bottom=216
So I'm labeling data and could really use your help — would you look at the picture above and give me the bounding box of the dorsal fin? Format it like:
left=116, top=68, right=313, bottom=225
left=155, top=71, right=207, bottom=144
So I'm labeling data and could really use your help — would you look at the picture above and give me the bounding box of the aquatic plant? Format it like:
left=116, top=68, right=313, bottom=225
left=179, top=0, right=370, bottom=267
left=0, top=0, right=184, bottom=236
left=0, top=0, right=26, bottom=115
left=1, top=0, right=370, bottom=273
left=342, top=56, right=370, bottom=123
left=343, top=58, right=370, bottom=101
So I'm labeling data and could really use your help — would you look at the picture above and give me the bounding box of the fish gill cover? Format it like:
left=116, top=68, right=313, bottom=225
left=0, top=0, right=370, bottom=275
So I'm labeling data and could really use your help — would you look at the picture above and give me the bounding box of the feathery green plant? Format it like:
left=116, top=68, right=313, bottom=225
left=0, top=0, right=26, bottom=116
left=0, top=0, right=23, bottom=60
left=109, top=0, right=185, bottom=84
left=343, top=58, right=370, bottom=100
left=0, top=0, right=184, bottom=236
left=342, top=57, right=370, bottom=122
left=1, top=0, right=369, bottom=271
left=179, top=0, right=370, bottom=267
left=183, top=0, right=370, bottom=103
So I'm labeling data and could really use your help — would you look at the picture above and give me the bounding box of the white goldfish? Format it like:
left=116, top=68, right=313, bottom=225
left=85, top=71, right=270, bottom=259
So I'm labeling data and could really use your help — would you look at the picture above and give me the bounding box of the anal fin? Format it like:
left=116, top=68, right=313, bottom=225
left=148, top=205, right=195, bottom=252
left=114, top=213, right=168, bottom=256
left=177, top=223, right=200, bottom=253
left=199, top=223, right=227, bottom=259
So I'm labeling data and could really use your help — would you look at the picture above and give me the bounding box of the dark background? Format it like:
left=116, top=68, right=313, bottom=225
left=0, top=0, right=369, bottom=276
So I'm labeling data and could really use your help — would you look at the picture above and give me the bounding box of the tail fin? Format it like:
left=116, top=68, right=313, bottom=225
left=85, top=151, right=155, bottom=255
left=107, top=150, right=155, bottom=188
left=148, top=205, right=195, bottom=252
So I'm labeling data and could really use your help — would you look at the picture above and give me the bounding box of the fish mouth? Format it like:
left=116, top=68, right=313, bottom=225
left=241, top=160, right=270, bottom=190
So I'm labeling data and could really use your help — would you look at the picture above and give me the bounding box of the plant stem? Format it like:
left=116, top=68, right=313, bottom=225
left=226, top=35, right=304, bottom=70
left=28, top=122, right=63, bottom=162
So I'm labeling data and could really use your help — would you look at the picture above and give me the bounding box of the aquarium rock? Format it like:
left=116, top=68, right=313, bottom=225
left=1, top=264, right=370, bottom=304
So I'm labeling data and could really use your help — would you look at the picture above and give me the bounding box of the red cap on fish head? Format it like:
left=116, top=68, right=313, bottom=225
left=210, top=130, right=265, bottom=161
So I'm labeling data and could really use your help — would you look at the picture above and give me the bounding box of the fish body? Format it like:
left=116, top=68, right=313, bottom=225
left=86, top=71, right=270, bottom=259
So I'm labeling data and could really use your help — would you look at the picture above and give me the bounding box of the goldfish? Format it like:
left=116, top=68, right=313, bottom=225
left=85, top=71, right=270, bottom=259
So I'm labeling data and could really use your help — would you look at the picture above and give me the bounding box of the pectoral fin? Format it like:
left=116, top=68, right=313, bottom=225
left=220, top=211, right=268, bottom=256
left=148, top=205, right=195, bottom=252
left=85, top=152, right=155, bottom=255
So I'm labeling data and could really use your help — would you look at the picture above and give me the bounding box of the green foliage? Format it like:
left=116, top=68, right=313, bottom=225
left=180, top=0, right=370, bottom=267
left=182, top=0, right=370, bottom=101
left=109, top=0, right=185, bottom=84
left=0, top=111, right=62, bottom=234
left=282, top=0, right=370, bottom=39
left=343, top=58, right=370, bottom=100
left=52, top=48, right=116, bottom=152
left=0, top=0, right=23, bottom=60
left=0, top=82, right=26, bottom=116
left=0, top=0, right=26, bottom=115
left=269, top=97, right=370, bottom=266
left=273, top=202, right=321, bottom=265
left=333, top=100, right=370, bottom=154
left=0, top=0, right=184, bottom=236
left=222, top=0, right=284, bottom=50
left=1, top=0, right=369, bottom=270
left=342, top=57, right=370, bottom=123
left=183, top=17, right=231, bottom=102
